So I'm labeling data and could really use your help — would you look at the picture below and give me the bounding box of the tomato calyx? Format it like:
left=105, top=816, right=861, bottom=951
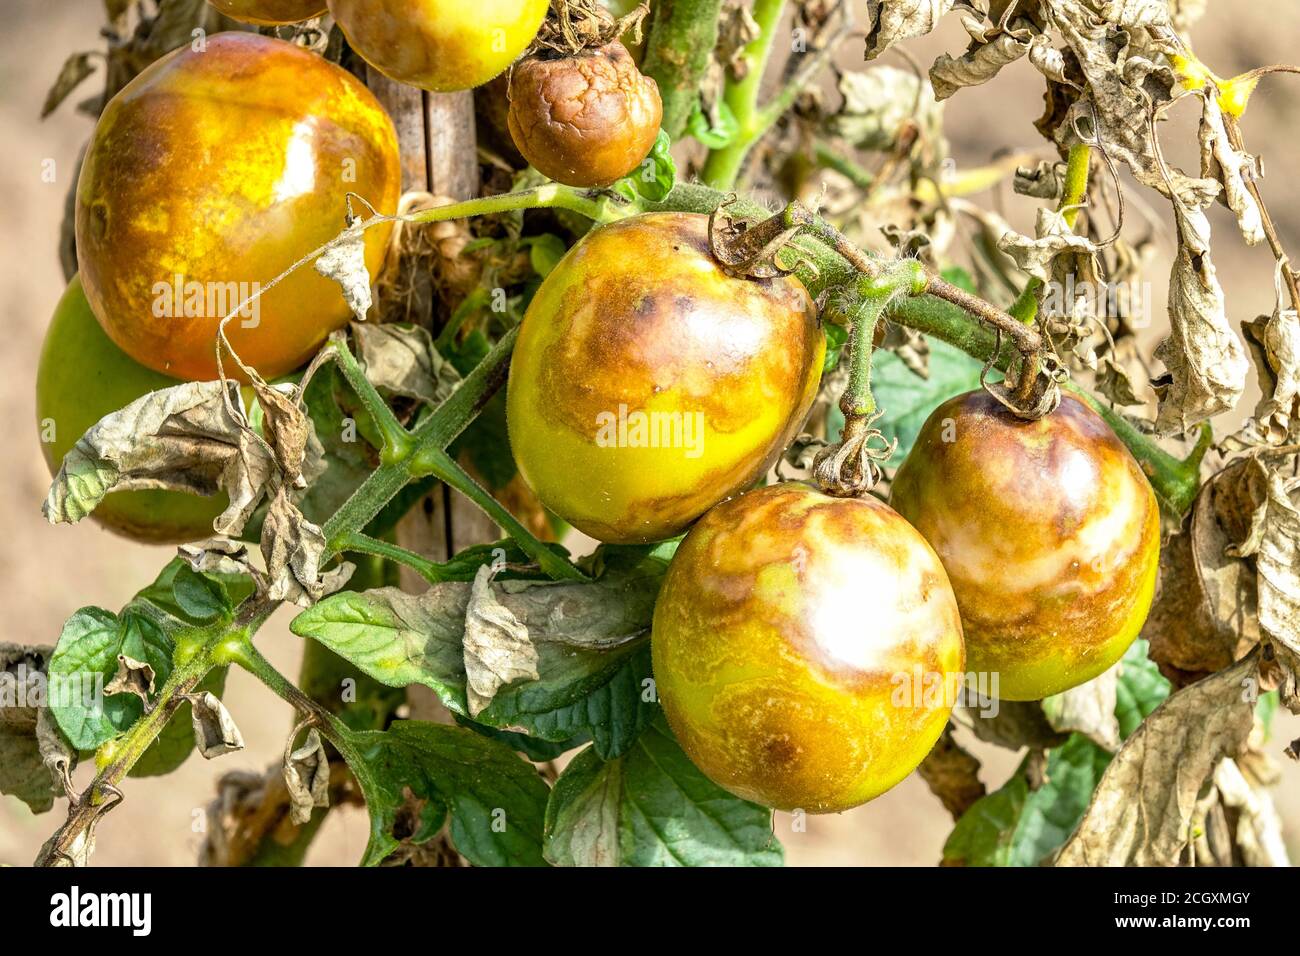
left=527, top=0, right=649, bottom=60
left=706, top=196, right=809, bottom=279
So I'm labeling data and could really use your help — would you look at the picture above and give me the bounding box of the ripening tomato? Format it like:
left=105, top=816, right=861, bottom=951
left=206, top=0, right=325, bottom=24
left=506, top=213, right=825, bottom=544
left=75, top=32, right=401, bottom=382
left=328, top=0, right=549, bottom=92
left=36, top=277, right=230, bottom=544
left=889, top=390, right=1161, bottom=701
left=652, top=482, right=965, bottom=812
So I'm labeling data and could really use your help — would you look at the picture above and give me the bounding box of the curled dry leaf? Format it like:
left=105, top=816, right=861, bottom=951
left=1151, top=202, right=1248, bottom=435
left=1145, top=463, right=1261, bottom=685
left=0, top=643, right=76, bottom=813
left=929, top=18, right=1038, bottom=101
left=41, top=380, right=277, bottom=539
left=956, top=700, right=1069, bottom=752
left=864, top=0, right=955, bottom=61
left=1095, top=355, right=1145, bottom=406
left=178, top=539, right=254, bottom=578
left=189, top=691, right=244, bottom=759
left=260, top=486, right=355, bottom=607
left=314, top=217, right=374, bottom=322
left=826, top=66, right=944, bottom=153
left=998, top=206, right=1100, bottom=288
left=1043, top=0, right=1219, bottom=209
left=916, top=724, right=986, bottom=819
left=463, top=565, right=540, bottom=717
left=284, top=727, right=330, bottom=825
left=351, top=322, right=462, bottom=408
left=102, top=654, right=156, bottom=710
left=1242, top=307, right=1300, bottom=445
left=248, top=380, right=312, bottom=487
left=1014, top=159, right=1066, bottom=201
left=1197, top=92, right=1264, bottom=246
left=1055, top=651, right=1259, bottom=866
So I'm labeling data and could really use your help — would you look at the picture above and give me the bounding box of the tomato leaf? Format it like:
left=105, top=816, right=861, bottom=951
left=129, top=667, right=228, bottom=778
left=0, top=644, right=76, bottom=814
left=291, top=546, right=666, bottom=758
left=1113, top=639, right=1170, bottom=739
left=544, top=715, right=784, bottom=867
left=687, top=99, right=739, bottom=149
left=343, top=720, right=550, bottom=867
left=631, top=129, right=677, bottom=202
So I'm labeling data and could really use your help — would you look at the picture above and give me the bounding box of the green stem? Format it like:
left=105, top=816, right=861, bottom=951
left=841, top=264, right=928, bottom=418
left=814, top=140, right=876, bottom=191
left=335, top=530, right=455, bottom=585
left=1009, top=144, right=1092, bottom=324
left=641, top=0, right=727, bottom=139
left=700, top=0, right=787, bottom=189
left=405, top=184, right=609, bottom=227
left=331, top=337, right=414, bottom=465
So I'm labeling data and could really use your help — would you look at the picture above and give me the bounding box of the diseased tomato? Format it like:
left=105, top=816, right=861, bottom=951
left=75, top=32, right=401, bottom=382
left=206, top=0, right=325, bottom=24
left=508, top=43, right=663, bottom=187
left=36, top=277, right=229, bottom=544
left=652, top=482, right=965, bottom=812
left=889, top=390, right=1161, bottom=701
left=328, top=0, right=549, bottom=92
left=506, top=213, right=825, bottom=544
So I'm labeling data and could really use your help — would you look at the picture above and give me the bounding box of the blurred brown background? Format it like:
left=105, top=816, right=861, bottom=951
left=2, top=0, right=1297, bottom=866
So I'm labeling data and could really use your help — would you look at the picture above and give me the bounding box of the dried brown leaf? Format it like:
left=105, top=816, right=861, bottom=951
left=463, top=566, right=540, bottom=717
left=1042, top=665, right=1121, bottom=751
left=917, top=724, right=985, bottom=818
left=189, top=691, right=244, bottom=758
left=865, top=0, right=956, bottom=60
left=260, top=486, right=354, bottom=607
left=283, top=727, right=330, bottom=825
left=1055, top=651, right=1259, bottom=866
left=352, top=322, right=461, bottom=408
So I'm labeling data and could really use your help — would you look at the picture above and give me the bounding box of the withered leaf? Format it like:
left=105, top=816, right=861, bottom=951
left=1151, top=202, right=1248, bottom=434
left=825, top=66, right=943, bottom=152
left=178, top=538, right=254, bottom=578
left=352, top=322, right=461, bottom=407
left=1242, top=309, right=1300, bottom=445
left=1213, top=757, right=1291, bottom=866
left=284, top=727, right=330, bottom=825
left=917, top=724, right=986, bottom=819
left=865, top=0, right=955, bottom=60
left=315, top=219, right=374, bottom=321
left=998, top=207, right=1100, bottom=286
left=102, top=654, right=156, bottom=709
left=958, top=700, right=1068, bottom=751
left=1055, top=651, right=1259, bottom=866
left=463, top=566, right=539, bottom=717
left=261, top=486, right=354, bottom=607
left=42, top=52, right=97, bottom=119
left=42, top=380, right=276, bottom=539
left=1095, top=355, right=1145, bottom=406
left=930, top=18, right=1036, bottom=101
left=249, top=380, right=311, bottom=486
left=1198, top=93, right=1264, bottom=246
left=189, top=691, right=244, bottom=758
left=1, top=644, right=76, bottom=813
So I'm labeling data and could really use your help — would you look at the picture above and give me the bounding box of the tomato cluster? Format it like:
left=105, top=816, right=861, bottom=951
left=40, top=8, right=1162, bottom=817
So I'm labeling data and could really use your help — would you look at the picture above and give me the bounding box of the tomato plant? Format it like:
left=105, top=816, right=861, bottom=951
left=652, top=482, right=964, bottom=812
left=12, top=0, right=1297, bottom=877
left=75, top=32, right=401, bottom=381
left=506, top=212, right=824, bottom=543
left=890, top=390, right=1161, bottom=701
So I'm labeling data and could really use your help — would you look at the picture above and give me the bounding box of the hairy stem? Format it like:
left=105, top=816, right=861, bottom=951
left=640, top=0, right=726, bottom=139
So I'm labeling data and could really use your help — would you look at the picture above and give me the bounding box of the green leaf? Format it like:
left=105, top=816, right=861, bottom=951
left=170, top=566, right=230, bottom=622
left=132, top=558, right=251, bottom=628
left=345, top=720, right=550, bottom=867
left=1114, top=639, right=1170, bottom=740
left=687, top=100, right=739, bottom=149
left=942, top=735, right=1111, bottom=866
left=544, top=716, right=784, bottom=867
left=292, top=547, right=665, bottom=758
left=823, top=321, right=849, bottom=374
left=524, top=234, right=568, bottom=278
left=48, top=606, right=173, bottom=751
left=870, top=337, right=983, bottom=462
left=453, top=714, right=589, bottom=762
left=630, top=129, right=676, bottom=202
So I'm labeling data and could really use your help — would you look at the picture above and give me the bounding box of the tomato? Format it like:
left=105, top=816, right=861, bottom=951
left=36, top=277, right=229, bottom=544
left=508, top=43, right=662, bottom=187
left=328, top=0, right=549, bottom=92
left=506, top=213, right=825, bottom=544
left=206, top=0, right=325, bottom=24
left=652, top=482, right=965, bottom=812
left=889, top=390, right=1160, bottom=701
left=75, top=32, right=401, bottom=382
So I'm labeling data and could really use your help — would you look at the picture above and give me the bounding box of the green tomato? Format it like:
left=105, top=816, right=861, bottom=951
left=36, top=276, right=229, bottom=544
left=652, top=482, right=965, bottom=812
left=506, top=213, right=825, bottom=544
left=889, top=390, right=1161, bottom=701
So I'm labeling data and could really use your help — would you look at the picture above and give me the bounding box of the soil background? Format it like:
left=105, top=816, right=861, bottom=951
left=2, top=0, right=1298, bottom=866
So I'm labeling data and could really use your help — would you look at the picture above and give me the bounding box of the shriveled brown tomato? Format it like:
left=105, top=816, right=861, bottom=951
left=206, top=0, right=325, bottom=24
left=506, top=213, right=825, bottom=544
left=508, top=43, right=662, bottom=187
left=652, top=482, right=965, bottom=812
left=889, top=390, right=1161, bottom=701
left=328, top=0, right=549, bottom=92
left=75, top=32, right=401, bottom=381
